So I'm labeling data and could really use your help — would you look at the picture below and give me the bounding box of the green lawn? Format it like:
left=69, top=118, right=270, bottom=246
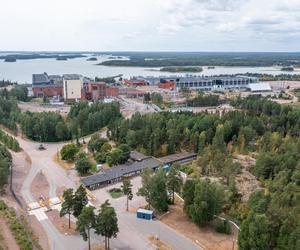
left=109, top=189, right=123, bottom=199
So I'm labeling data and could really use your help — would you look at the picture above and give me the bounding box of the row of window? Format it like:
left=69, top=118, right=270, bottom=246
left=177, top=81, right=250, bottom=87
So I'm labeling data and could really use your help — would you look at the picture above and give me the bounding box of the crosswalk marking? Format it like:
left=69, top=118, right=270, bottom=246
left=29, top=207, right=48, bottom=221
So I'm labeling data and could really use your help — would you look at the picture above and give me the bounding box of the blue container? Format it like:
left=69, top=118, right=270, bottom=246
left=137, top=209, right=153, bottom=220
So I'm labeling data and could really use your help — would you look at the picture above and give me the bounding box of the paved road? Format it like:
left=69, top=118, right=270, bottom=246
left=8, top=122, right=201, bottom=250
left=93, top=177, right=201, bottom=250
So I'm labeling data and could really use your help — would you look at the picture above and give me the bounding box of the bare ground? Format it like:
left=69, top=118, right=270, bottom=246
left=234, top=154, right=261, bottom=202
left=53, top=154, right=74, bottom=170
left=30, top=171, right=49, bottom=201
left=161, top=201, right=237, bottom=250
left=47, top=210, right=77, bottom=235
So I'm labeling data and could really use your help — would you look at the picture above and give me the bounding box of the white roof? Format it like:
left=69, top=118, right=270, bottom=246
left=249, top=83, right=272, bottom=92
left=137, top=208, right=153, bottom=215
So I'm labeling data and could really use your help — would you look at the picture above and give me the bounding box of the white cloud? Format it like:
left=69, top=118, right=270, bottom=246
left=0, top=0, right=299, bottom=51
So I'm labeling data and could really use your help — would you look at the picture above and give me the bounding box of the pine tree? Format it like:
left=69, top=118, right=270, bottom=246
left=60, top=188, right=74, bottom=228
left=166, top=164, right=182, bottom=204
left=76, top=206, right=96, bottom=250
left=121, top=177, right=133, bottom=211
left=95, top=200, right=119, bottom=250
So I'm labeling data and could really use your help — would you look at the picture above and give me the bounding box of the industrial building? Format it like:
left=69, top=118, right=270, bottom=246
left=175, top=75, right=258, bottom=91
left=83, top=82, right=119, bottom=101
left=248, top=83, right=272, bottom=92
left=126, top=75, right=259, bottom=91
left=81, top=151, right=197, bottom=190
left=63, top=74, right=84, bottom=102
left=32, top=85, right=63, bottom=98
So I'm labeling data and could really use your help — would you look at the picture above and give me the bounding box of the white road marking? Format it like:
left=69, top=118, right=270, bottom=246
left=29, top=207, right=48, bottom=221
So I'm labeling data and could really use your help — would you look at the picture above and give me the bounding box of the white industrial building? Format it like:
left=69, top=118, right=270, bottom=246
left=63, top=74, right=83, bottom=102
left=248, top=83, right=272, bottom=92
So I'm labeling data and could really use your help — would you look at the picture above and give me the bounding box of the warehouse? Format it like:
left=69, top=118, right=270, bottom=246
left=248, top=83, right=272, bottom=92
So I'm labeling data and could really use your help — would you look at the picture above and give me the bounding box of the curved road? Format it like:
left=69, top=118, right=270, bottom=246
left=10, top=130, right=201, bottom=250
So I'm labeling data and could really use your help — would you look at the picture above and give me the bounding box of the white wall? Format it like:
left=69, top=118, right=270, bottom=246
left=63, top=78, right=83, bottom=100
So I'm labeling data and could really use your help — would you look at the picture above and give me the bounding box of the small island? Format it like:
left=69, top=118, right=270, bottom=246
left=56, top=56, right=68, bottom=61
left=281, top=66, right=294, bottom=71
left=87, top=57, right=98, bottom=61
left=4, top=57, right=17, bottom=62
left=160, top=66, right=203, bottom=73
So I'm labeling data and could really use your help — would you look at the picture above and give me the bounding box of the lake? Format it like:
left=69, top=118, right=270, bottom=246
left=0, top=54, right=299, bottom=84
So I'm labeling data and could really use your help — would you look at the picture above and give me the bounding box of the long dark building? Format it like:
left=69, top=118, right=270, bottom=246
left=81, top=151, right=197, bottom=190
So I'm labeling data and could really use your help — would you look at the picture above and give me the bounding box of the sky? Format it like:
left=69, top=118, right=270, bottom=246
left=1, top=0, right=300, bottom=52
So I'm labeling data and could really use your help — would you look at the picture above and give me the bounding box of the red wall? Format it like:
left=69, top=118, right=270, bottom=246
left=32, top=86, right=63, bottom=97
left=106, top=87, right=119, bottom=97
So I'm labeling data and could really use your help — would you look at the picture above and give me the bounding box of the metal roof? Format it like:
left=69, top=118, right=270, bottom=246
left=81, top=157, right=161, bottom=187
left=249, top=83, right=272, bottom=92
left=32, top=73, right=50, bottom=84
left=130, top=151, right=150, bottom=161
left=158, top=152, right=197, bottom=165
left=63, top=74, right=82, bottom=80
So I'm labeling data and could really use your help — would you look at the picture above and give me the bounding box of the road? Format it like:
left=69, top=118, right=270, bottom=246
left=118, top=97, right=156, bottom=118
left=92, top=177, right=201, bottom=250
left=6, top=100, right=201, bottom=250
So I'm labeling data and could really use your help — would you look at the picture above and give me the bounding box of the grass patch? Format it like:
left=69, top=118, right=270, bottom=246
left=108, top=188, right=123, bottom=199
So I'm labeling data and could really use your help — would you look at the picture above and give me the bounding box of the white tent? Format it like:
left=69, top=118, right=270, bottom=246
left=249, top=83, right=272, bottom=92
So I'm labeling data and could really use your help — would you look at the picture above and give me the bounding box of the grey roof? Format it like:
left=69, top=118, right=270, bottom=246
left=130, top=151, right=150, bottom=161
left=81, top=157, right=161, bottom=187
left=32, top=73, right=50, bottom=85
left=158, top=152, right=197, bottom=165
left=63, top=74, right=82, bottom=80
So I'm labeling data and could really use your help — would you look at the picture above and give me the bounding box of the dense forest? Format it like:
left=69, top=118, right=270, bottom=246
left=186, top=93, right=222, bottom=107
left=0, top=145, right=12, bottom=192
left=243, top=73, right=300, bottom=81
left=99, top=52, right=300, bottom=67
left=0, top=53, right=85, bottom=61
left=0, top=98, right=20, bottom=133
left=20, top=102, right=122, bottom=142
left=109, top=96, right=300, bottom=249
left=160, top=66, right=203, bottom=72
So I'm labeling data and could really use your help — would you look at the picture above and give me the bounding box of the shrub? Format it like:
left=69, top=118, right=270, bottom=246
left=60, top=143, right=79, bottom=162
left=214, top=219, right=231, bottom=235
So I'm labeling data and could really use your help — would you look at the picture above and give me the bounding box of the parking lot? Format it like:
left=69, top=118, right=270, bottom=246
left=92, top=176, right=201, bottom=250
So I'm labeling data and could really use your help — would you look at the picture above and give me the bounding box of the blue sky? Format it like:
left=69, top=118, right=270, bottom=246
left=1, top=0, right=300, bottom=51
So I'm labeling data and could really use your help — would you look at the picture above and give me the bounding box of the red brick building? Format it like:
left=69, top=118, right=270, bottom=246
left=158, top=80, right=176, bottom=90
left=106, top=87, right=119, bottom=97
left=87, top=82, right=106, bottom=101
left=124, top=79, right=147, bottom=86
left=32, top=85, right=63, bottom=97
left=83, top=83, right=119, bottom=101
